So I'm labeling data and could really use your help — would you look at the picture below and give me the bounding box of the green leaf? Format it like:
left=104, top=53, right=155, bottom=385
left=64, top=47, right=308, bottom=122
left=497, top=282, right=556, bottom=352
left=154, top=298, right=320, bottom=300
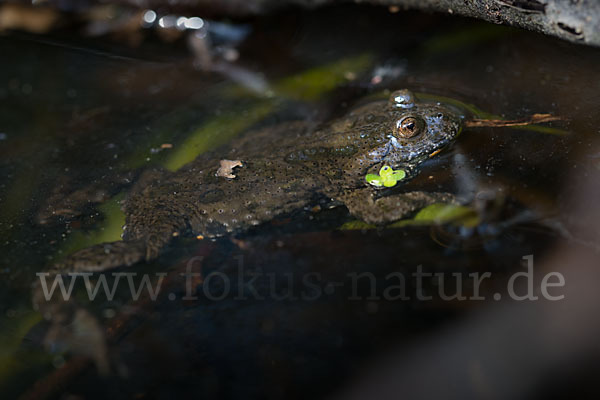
left=391, top=170, right=406, bottom=180
left=340, top=203, right=480, bottom=231
left=379, top=165, right=393, bottom=177
left=274, top=54, right=372, bottom=101
left=383, top=179, right=397, bottom=187
left=163, top=101, right=274, bottom=171
left=365, top=174, right=383, bottom=186
left=58, top=192, right=127, bottom=258
left=339, top=220, right=377, bottom=230
left=389, top=203, right=480, bottom=228
left=367, top=166, right=406, bottom=188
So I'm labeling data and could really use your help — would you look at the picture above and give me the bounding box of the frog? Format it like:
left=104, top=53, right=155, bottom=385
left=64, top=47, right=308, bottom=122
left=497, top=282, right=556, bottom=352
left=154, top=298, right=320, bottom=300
left=56, top=89, right=462, bottom=272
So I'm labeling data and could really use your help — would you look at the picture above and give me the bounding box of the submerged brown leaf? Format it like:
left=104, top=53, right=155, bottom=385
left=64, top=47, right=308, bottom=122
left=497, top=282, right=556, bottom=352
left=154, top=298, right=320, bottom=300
left=0, top=4, right=60, bottom=34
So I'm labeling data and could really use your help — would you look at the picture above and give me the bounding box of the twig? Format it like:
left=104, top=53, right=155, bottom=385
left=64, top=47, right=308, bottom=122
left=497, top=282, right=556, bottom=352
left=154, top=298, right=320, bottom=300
left=464, top=113, right=562, bottom=128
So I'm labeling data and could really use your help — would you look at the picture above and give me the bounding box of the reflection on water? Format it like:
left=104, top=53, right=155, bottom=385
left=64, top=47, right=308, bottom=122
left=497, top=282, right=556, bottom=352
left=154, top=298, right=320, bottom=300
left=1, top=5, right=599, bottom=399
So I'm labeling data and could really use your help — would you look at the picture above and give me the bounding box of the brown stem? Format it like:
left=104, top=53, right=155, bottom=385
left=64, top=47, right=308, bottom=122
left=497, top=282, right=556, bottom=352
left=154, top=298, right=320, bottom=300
left=464, top=113, right=562, bottom=128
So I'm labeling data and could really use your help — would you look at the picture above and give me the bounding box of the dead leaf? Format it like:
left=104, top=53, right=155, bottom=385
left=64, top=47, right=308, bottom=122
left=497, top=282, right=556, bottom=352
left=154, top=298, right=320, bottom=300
left=216, top=159, right=243, bottom=179
left=0, top=4, right=60, bottom=34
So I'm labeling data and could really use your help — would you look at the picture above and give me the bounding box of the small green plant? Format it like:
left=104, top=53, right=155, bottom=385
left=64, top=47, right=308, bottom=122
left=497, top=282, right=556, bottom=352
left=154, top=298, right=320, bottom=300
left=365, top=165, right=406, bottom=187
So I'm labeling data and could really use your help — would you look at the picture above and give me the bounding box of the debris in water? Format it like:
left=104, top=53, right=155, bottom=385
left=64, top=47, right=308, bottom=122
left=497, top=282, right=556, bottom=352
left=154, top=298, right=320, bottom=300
left=465, top=113, right=561, bottom=128
left=216, top=159, right=243, bottom=179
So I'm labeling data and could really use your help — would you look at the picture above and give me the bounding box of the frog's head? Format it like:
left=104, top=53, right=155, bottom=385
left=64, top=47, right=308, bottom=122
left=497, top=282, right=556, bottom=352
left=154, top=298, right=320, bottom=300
left=299, top=89, right=462, bottom=186
left=381, top=89, right=462, bottom=168
left=338, top=89, right=462, bottom=182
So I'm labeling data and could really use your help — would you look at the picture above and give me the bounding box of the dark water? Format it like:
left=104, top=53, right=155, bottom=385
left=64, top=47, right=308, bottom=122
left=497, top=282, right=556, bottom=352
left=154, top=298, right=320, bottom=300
left=1, top=5, right=600, bottom=399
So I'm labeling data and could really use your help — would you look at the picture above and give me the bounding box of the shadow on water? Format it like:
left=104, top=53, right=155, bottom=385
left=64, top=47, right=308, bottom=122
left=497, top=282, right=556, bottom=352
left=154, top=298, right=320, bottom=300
left=0, top=4, right=599, bottom=399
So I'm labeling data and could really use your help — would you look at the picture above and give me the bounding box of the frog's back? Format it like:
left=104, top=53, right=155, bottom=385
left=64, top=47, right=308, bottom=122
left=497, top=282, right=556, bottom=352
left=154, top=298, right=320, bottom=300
left=124, top=120, right=328, bottom=242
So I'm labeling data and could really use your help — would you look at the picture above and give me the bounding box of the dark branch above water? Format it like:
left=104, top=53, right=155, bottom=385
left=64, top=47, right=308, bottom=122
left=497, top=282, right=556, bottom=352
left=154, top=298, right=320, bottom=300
left=10, top=0, right=600, bottom=47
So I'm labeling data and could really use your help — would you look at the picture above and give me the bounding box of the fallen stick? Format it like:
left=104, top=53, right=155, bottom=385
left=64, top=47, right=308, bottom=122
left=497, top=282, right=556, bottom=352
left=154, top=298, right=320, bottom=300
left=464, top=113, right=562, bottom=128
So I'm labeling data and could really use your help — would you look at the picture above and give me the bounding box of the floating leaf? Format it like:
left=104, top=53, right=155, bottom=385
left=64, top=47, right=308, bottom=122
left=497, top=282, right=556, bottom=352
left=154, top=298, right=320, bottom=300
left=273, top=54, right=372, bottom=101
left=162, top=101, right=274, bottom=171
left=390, top=203, right=480, bottom=228
left=340, top=203, right=479, bottom=231
left=59, top=192, right=126, bottom=258
left=0, top=311, right=47, bottom=386
left=339, top=220, right=377, bottom=230
left=365, top=174, right=383, bottom=187
left=365, top=166, right=406, bottom=188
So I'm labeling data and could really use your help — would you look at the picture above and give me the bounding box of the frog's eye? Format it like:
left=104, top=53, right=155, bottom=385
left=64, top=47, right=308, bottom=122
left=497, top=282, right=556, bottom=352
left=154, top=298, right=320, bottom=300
left=394, top=116, right=424, bottom=139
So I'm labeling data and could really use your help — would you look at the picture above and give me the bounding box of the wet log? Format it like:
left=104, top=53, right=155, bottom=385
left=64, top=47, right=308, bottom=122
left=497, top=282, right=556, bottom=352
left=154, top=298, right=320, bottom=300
left=36, top=0, right=600, bottom=46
